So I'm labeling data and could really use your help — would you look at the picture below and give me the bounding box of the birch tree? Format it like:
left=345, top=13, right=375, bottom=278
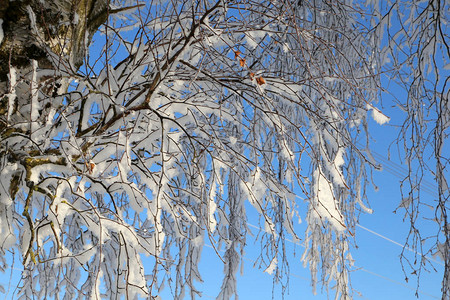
left=0, top=0, right=447, bottom=299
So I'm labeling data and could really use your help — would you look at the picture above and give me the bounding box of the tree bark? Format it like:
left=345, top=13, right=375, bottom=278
left=0, top=0, right=108, bottom=131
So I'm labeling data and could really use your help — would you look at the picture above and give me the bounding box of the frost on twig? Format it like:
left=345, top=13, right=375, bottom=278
left=1, top=0, right=446, bottom=299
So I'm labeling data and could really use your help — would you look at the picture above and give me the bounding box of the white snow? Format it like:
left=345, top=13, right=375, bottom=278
left=21, top=223, right=32, bottom=260
left=77, top=244, right=96, bottom=264
left=208, top=192, right=218, bottom=232
left=433, top=242, right=447, bottom=261
left=367, top=104, right=390, bottom=125
left=31, top=60, right=40, bottom=134
left=73, top=13, right=79, bottom=25
left=371, top=108, right=390, bottom=125
left=357, top=198, right=373, bottom=214
left=36, top=224, right=53, bottom=248
left=264, top=219, right=276, bottom=235
left=191, top=235, right=204, bottom=247
left=328, top=148, right=347, bottom=188
left=244, top=33, right=258, bottom=49
left=26, top=6, right=38, bottom=33
left=312, top=167, right=346, bottom=231
left=264, top=257, right=278, bottom=275
left=7, top=67, right=16, bottom=123
left=0, top=163, right=18, bottom=249
left=0, top=19, right=3, bottom=44
left=334, top=148, right=345, bottom=168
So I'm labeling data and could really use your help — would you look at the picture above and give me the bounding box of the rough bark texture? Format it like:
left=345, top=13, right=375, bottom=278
left=0, top=0, right=108, bottom=123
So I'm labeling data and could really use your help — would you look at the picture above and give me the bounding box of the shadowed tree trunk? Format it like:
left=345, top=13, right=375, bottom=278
left=0, top=0, right=108, bottom=122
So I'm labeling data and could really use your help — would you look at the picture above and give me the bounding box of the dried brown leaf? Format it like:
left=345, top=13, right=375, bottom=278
left=256, top=76, right=265, bottom=85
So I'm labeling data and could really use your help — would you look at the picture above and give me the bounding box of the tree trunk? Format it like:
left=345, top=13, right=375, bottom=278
left=0, top=0, right=108, bottom=131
